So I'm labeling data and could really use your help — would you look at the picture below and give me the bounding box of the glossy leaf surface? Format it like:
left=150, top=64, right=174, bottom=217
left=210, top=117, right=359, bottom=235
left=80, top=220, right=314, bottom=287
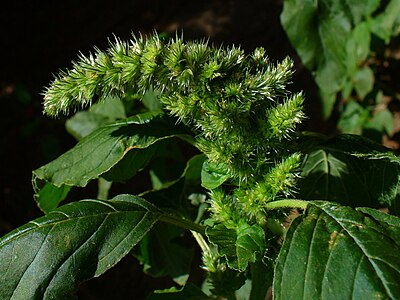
left=33, top=112, right=189, bottom=188
left=201, top=160, right=231, bottom=189
left=273, top=201, right=400, bottom=300
left=299, top=134, right=400, bottom=214
left=0, top=195, right=161, bottom=299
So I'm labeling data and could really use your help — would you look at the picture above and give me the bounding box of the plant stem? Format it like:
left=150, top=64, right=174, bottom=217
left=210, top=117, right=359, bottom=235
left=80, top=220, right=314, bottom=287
left=191, top=231, right=210, bottom=254
left=159, top=213, right=205, bottom=234
left=264, top=199, right=308, bottom=210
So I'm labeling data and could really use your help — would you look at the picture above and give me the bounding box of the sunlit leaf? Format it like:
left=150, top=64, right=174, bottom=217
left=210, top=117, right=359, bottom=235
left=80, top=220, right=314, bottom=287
left=33, top=112, right=190, bottom=188
left=201, top=160, right=230, bottom=189
left=0, top=195, right=161, bottom=299
left=273, top=201, right=400, bottom=299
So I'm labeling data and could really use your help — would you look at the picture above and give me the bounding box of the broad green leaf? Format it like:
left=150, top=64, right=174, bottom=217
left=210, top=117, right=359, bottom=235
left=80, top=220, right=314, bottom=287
left=357, top=207, right=400, bottom=242
left=337, top=100, right=369, bottom=134
left=0, top=194, right=161, bottom=299
left=353, top=66, right=374, bottom=98
left=206, top=222, right=265, bottom=271
left=351, top=22, right=371, bottom=64
left=299, top=134, right=400, bottom=214
left=201, top=160, right=231, bottom=189
left=65, top=96, right=126, bottom=140
left=281, top=0, right=350, bottom=94
left=135, top=223, right=193, bottom=285
left=371, top=0, right=400, bottom=43
left=345, top=22, right=371, bottom=81
left=273, top=201, right=400, bottom=299
left=142, top=176, right=186, bottom=212
left=33, top=182, right=71, bottom=213
left=33, top=112, right=190, bottom=188
left=147, top=283, right=211, bottom=300
left=365, top=108, right=394, bottom=136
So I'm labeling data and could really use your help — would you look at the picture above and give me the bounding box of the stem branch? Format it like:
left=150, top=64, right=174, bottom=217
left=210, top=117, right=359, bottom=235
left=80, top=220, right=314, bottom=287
left=159, top=213, right=205, bottom=234
left=264, top=199, right=308, bottom=210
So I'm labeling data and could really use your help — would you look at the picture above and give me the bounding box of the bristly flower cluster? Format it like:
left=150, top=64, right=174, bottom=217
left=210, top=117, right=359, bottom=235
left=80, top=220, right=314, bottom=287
left=43, top=33, right=305, bottom=225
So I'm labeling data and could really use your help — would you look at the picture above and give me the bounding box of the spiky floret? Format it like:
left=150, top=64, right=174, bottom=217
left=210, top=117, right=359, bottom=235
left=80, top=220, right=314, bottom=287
left=43, top=33, right=305, bottom=227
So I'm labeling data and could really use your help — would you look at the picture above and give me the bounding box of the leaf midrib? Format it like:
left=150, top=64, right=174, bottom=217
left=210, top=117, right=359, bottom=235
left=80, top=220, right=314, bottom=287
left=0, top=204, right=148, bottom=247
left=320, top=206, right=396, bottom=297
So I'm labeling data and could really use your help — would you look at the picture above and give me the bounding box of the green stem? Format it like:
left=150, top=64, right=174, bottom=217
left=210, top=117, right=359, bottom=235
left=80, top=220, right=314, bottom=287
left=264, top=199, right=308, bottom=210
left=191, top=231, right=210, bottom=253
left=159, top=213, right=205, bottom=234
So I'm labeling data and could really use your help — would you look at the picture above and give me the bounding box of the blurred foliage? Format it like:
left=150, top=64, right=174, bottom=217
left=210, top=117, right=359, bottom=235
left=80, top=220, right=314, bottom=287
left=282, top=0, right=400, bottom=144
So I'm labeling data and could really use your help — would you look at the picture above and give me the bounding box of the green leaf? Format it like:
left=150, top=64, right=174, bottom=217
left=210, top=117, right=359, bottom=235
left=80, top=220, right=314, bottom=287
left=206, top=222, right=265, bottom=271
left=350, top=21, right=371, bottom=64
left=299, top=134, right=400, bottom=214
left=0, top=194, right=161, bottom=299
left=33, top=182, right=71, bottom=213
left=201, top=160, right=231, bottom=189
left=365, top=108, right=394, bottom=136
left=135, top=223, right=193, bottom=285
left=147, top=283, right=211, bottom=300
left=337, top=100, right=369, bottom=134
left=345, top=22, right=371, bottom=81
left=357, top=207, right=400, bottom=242
left=183, top=154, right=206, bottom=184
left=33, top=112, right=190, bottom=188
left=97, top=177, right=112, bottom=200
left=371, top=0, right=400, bottom=43
left=235, top=279, right=252, bottom=300
left=142, top=87, right=163, bottom=111
left=281, top=0, right=350, bottom=95
left=65, top=96, right=126, bottom=140
left=102, top=144, right=158, bottom=182
left=320, top=91, right=337, bottom=120
left=273, top=201, right=400, bottom=299
left=281, top=0, right=380, bottom=119
left=249, top=260, right=273, bottom=300
left=66, top=111, right=109, bottom=140
left=353, top=66, right=374, bottom=98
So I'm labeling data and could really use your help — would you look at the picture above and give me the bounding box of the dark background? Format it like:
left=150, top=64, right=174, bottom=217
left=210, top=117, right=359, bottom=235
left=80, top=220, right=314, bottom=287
left=0, top=1, right=320, bottom=298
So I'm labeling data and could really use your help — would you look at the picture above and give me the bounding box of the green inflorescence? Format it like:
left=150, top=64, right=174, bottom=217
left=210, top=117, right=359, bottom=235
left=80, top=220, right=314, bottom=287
left=44, top=32, right=304, bottom=228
